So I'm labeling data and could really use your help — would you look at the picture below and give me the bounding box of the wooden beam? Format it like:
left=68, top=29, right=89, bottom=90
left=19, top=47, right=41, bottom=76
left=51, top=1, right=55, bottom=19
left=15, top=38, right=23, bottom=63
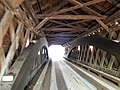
left=96, top=19, right=110, bottom=32
left=42, top=27, right=87, bottom=31
left=20, top=30, right=30, bottom=54
left=48, top=36, right=73, bottom=38
left=67, top=0, right=83, bottom=6
left=36, top=0, right=42, bottom=14
left=0, top=25, right=3, bottom=49
left=49, top=20, right=79, bottom=29
left=23, top=0, right=38, bottom=24
left=48, top=38, right=71, bottom=41
left=2, top=0, right=24, bottom=9
left=34, top=17, right=49, bottom=31
left=67, top=20, right=91, bottom=25
left=44, top=1, right=68, bottom=14
left=11, top=0, right=24, bottom=8
left=106, top=0, right=117, bottom=4
left=30, top=0, right=36, bottom=5
left=84, top=7, right=102, bottom=16
left=0, top=22, right=24, bottom=81
left=37, top=1, right=106, bottom=17
left=2, top=10, right=14, bottom=37
left=37, top=5, right=81, bottom=17
left=37, top=0, right=106, bottom=18
left=0, top=10, right=14, bottom=48
left=47, top=15, right=106, bottom=20
left=37, top=15, right=106, bottom=20
left=0, top=47, right=5, bottom=81
left=1, top=0, right=36, bottom=34
left=46, top=34, right=79, bottom=37
left=0, top=3, right=5, bottom=19
left=83, top=0, right=105, bottom=7
left=67, top=0, right=105, bottom=16
left=71, top=10, right=120, bottom=41
left=15, top=22, right=24, bottom=49
left=41, top=0, right=59, bottom=10
left=9, top=20, right=15, bottom=42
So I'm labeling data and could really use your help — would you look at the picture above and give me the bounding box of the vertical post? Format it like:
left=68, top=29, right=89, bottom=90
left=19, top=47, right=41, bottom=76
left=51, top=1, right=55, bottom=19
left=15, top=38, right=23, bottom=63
left=107, top=55, right=115, bottom=70
left=20, top=30, right=30, bottom=54
left=80, top=45, right=84, bottom=62
left=30, top=33, right=34, bottom=41
left=100, top=51, right=107, bottom=67
left=89, top=47, right=94, bottom=66
left=94, top=48, right=100, bottom=66
left=16, top=22, right=24, bottom=49
left=83, top=45, right=87, bottom=62
left=86, top=46, right=90, bottom=63
left=9, top=20, right=15, bottom=42
left=0, top=47, right=5, bottom=81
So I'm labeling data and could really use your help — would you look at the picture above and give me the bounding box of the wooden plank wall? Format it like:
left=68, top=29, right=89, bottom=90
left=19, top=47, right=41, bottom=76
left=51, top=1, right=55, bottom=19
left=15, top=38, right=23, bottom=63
left=0, top=1, right=34, bottom=81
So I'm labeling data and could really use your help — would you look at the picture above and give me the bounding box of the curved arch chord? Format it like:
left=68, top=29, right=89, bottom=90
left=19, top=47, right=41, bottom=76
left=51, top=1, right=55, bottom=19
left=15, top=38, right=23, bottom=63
left=65, top=36, right=120, bottom=62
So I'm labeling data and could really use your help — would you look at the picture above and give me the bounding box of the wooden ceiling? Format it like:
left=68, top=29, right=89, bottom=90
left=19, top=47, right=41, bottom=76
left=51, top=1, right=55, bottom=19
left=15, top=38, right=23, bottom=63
left=21, top=0, right=120, bottom=45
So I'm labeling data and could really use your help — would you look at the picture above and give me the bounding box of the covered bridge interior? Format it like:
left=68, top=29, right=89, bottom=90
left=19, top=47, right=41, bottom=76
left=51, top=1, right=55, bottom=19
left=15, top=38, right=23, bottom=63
left=0, top=0, right=120, bottom=90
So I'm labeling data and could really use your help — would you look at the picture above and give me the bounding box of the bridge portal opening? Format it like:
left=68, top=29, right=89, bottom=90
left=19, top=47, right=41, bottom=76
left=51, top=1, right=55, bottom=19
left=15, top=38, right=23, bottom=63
left=48, top=45, right=65, bottom=61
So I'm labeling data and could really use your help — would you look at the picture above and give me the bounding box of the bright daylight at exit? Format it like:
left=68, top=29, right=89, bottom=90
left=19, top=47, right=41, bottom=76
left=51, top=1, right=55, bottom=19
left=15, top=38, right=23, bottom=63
left=48, top=45, right=65, bottom=61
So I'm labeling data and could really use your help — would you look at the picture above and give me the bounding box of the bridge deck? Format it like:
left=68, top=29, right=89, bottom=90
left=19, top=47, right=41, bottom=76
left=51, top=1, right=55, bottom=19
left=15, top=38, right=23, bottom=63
left=50, top=60, right=96, bottom=90
left=31, top=59, right=120, bottom=90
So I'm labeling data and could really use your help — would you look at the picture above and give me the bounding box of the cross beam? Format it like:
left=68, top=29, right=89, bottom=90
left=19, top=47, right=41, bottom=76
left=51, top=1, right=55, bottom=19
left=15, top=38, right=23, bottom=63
left=49, top=20, right=79, bottom=29
left=37, top=15, right=106, bottom=20
left=37, top=0, right=106, bottom=17
left=50, top=15, right=106, bottom=20
left=34, top=17, right=49, bottom=31
left=67, top=0, right=105, bottom=16
left=41, top=28, right=88, bottom=31
left=35, top=15, right=106, bottom=31
left=96, top=19, right=110, bottom=32
left=1, top=0, right=24, bottom=9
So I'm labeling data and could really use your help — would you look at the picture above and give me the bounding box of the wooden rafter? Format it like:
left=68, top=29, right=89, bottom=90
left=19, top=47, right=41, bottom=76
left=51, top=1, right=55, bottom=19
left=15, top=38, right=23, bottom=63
left=48, top=36, right=73, bottom=39
left=69, top=10, right=120, bottom=44
left=41, top=0, right=59, bottom=10
left=41, top=27, right=87, bottom=31
left=34, top=17, right=49, bottom=31
left=37, top=0, right=107, bottom=18
left=68, top=20, right=91, bottom=25
left=96, top=19, right=110, bottom=32
left=23, top=0, right=38, bottom=24
left=1, top=0, right=24, bottom=9
left=46, top=34, right=79, bottom=37
left=36, top=14, right=106, bottom=31
left=67, top=0, right=105, bottom=16
left=38, top=15, right=106, bottom=20
left=49, top=20, right=79, bottom=29
left=44, top=1, right=68, bottom=14
left=85, top=10, right=120, bottom=36
left=37, top=5, right=81, bottom=17
left=83, top=0, right=105, bottom=7
left=1, top=0, right=37, bottom=34
left=106, top=0, right=117, bottom=4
